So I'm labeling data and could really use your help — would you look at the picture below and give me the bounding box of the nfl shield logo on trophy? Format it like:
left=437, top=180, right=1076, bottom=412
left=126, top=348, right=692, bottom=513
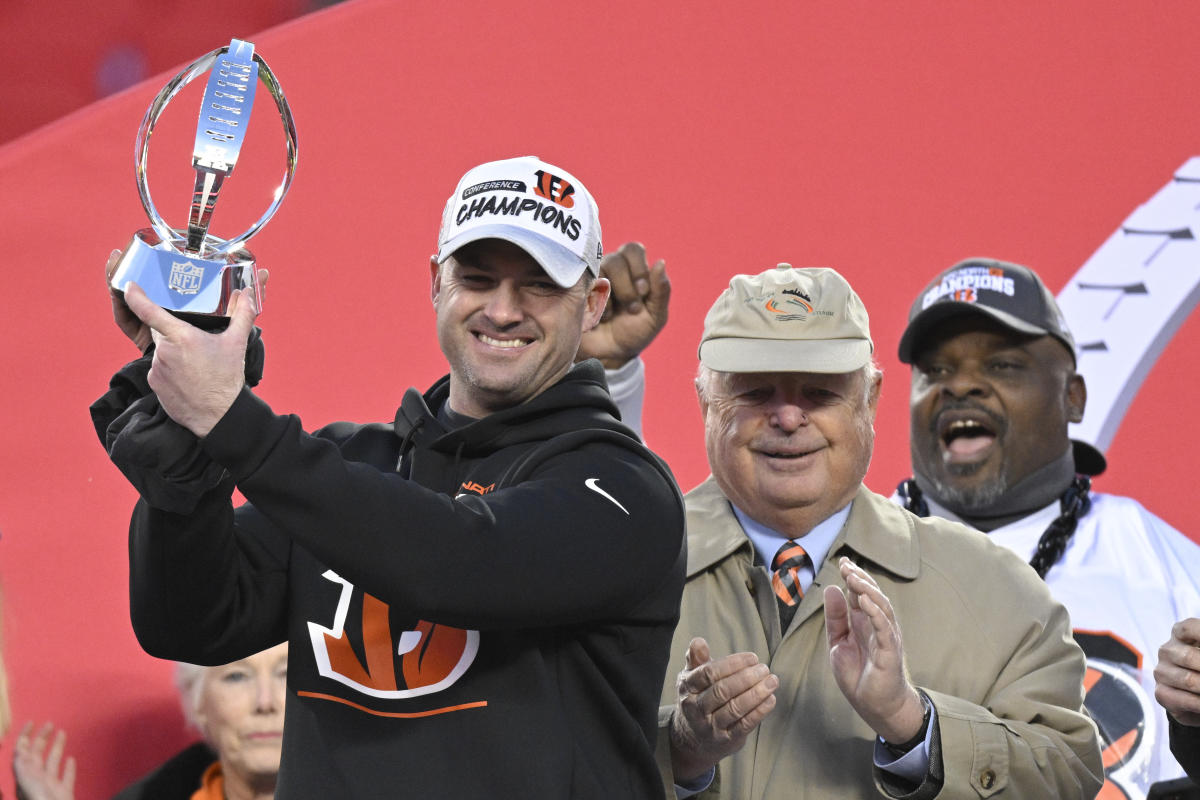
left=168, top=260, right=205, bottom=295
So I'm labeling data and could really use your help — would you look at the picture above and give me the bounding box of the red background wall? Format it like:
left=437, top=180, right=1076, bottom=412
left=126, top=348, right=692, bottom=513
left=1, top=1, right=1198, bottom=796
left=0, top=0, right=311, bottom=145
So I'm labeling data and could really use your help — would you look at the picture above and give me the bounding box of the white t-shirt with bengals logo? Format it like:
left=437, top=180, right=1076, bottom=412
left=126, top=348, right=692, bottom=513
left=937, top=492, right=1200, bottom=799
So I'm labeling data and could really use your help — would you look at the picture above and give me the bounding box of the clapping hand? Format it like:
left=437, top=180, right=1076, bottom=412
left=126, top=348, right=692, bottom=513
left=825, top=557, right=926, bottom=745
left=669, top=637, right=778, bottom=783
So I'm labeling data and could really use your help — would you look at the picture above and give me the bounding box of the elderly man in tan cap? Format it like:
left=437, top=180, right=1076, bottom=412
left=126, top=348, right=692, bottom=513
left=643, top=265, right=1102, bottom=799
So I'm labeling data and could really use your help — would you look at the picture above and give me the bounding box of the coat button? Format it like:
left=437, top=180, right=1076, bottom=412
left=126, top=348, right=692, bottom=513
left=979, top=769, right=996, bottom=789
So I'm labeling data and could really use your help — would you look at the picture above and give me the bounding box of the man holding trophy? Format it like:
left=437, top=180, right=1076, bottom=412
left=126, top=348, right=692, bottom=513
left=91, top=41, right=686, bottom=798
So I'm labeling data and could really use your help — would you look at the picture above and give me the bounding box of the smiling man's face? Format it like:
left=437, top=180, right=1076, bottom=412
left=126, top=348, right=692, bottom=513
left=699, top=366, right=880, bottom=538
left=432, top=239, right=608, bottom=418
left=908, top=315, right=1084, bottom=510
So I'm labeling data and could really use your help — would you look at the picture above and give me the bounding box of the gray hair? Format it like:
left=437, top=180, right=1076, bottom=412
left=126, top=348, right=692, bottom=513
left=174, top=661, right=210, bottom=734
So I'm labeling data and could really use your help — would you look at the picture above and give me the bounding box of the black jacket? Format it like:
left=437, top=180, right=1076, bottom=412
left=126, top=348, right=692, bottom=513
left=109, top=742, right=215, bottom=800
left=1171, top=716, right=1200, bottom=785
left=95, top=356, right=685, bottom=799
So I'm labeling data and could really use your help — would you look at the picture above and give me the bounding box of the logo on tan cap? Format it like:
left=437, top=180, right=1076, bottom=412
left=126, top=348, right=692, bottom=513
left=699, top=264, right=873, bottom=374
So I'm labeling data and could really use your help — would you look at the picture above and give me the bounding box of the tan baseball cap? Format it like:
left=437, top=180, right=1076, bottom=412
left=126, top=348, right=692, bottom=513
left=698, top=265, right=873, bottom=373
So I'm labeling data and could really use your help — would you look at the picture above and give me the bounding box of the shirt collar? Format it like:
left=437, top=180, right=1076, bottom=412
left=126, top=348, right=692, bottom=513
left=683, top=479, right=922, bottom=581
left=733, top=501, right=852, bottom=577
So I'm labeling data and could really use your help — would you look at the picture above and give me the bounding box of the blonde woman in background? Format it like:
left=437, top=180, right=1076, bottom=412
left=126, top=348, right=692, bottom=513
left=111, top=643, right=287, bottom=800
left=7, top=642, right=285, bottom=800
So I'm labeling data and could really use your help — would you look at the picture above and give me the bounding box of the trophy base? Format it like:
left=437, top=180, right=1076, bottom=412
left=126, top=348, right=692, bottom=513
left=109, top=229, right=260, bottom=326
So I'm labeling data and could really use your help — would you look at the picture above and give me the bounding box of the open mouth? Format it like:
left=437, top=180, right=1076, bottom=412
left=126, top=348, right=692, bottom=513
left=939, top=416, right=997, bottom=461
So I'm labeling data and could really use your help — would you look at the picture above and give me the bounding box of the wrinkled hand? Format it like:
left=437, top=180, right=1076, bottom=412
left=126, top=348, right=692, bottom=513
left=577, top=241, right=669, bottom=369
left=669, top=637, right=778, bottom=783
left=1155, top=617, right=1200, bottom=726
left=824, top=557, right=925, bottom=744
left=13, top=722, right=76, bottom=800
left=123, top=280, right=258, bottom=438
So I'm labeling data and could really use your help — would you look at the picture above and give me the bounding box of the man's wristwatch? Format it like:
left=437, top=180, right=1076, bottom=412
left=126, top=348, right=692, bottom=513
left=881, top=693, right=932, bottom=757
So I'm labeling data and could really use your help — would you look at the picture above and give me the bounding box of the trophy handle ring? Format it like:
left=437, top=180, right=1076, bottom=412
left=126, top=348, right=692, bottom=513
left=133, top=40, right=298, bottom=257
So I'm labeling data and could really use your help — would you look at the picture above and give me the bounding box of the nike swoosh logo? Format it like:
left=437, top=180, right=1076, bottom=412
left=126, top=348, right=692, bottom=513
left=585, top=478, right=629, bottom=515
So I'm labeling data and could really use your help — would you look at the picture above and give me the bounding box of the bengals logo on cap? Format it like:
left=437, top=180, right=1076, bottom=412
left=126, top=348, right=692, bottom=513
left=534, top=169, right=576, bottom=208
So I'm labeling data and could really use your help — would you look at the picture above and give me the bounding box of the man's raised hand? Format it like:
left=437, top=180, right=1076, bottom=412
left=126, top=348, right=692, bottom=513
left=577, top=241, right=669, bottom=369
left=123, top=280, right=258, bottom=438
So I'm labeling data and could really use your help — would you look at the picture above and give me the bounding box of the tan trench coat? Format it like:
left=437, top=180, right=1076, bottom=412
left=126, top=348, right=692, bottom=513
left=657, top=478, right=1103, bottom=799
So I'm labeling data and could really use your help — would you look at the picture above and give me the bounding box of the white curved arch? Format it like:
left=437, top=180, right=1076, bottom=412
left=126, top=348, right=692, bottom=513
left=1057, top=157, right=1200, bottom=452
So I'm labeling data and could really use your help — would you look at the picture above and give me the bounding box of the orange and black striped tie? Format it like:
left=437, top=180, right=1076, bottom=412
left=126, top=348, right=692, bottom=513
left=771, top=540, right=809, bottom=630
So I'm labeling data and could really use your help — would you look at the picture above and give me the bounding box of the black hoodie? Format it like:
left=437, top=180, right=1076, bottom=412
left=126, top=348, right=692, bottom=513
left=96, top=357, right=686, bottom=799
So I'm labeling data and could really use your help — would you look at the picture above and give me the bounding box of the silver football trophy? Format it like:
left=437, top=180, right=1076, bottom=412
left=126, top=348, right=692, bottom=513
left=109, top=38, right=297, bottom=329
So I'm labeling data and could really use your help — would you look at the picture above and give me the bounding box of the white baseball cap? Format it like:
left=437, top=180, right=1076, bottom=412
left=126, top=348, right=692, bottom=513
left=436, top=156, right=603, bottom=288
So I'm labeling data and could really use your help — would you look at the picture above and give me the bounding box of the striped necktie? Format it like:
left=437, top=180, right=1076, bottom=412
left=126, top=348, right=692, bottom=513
left=771, top=540, right=809, bottom=631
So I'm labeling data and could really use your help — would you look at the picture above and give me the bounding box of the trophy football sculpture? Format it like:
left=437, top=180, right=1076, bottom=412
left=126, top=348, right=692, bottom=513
left=109, top=38, right=297, bottom=329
